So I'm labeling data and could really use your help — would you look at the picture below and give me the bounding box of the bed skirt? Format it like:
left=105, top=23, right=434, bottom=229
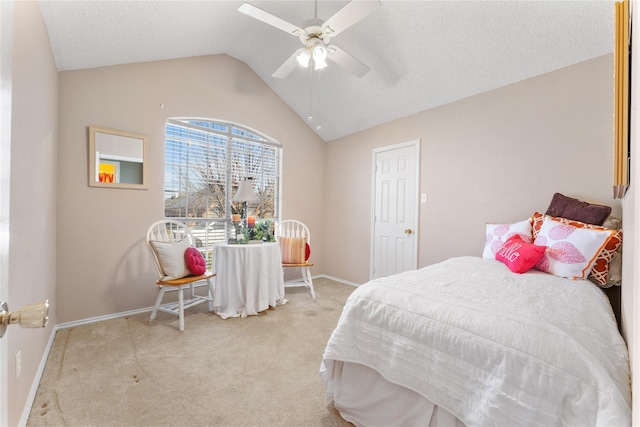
left=322, top=359, right=466, bottom=427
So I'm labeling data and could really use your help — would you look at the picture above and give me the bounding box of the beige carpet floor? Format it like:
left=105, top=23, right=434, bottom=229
left=27, top=278, right=356, bottom=426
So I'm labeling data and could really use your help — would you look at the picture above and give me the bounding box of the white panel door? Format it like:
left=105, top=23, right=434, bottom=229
left=371, top=141, right=419, bottom=279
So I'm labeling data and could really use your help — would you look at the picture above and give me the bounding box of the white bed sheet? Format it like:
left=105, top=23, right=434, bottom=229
left=321, top=257, right=631, bottom=426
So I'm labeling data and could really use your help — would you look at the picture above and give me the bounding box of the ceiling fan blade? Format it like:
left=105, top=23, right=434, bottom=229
left=326, top=45, right=370, bottom=78
left=322, top=0, right=381, bottom=38
left=238, top=3, right=305, bottom=37
left=272, top=48, right=306, bottom=79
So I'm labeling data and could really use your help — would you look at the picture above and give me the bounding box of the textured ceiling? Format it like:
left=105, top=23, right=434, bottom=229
left=39, top=0, right=615, bottom=141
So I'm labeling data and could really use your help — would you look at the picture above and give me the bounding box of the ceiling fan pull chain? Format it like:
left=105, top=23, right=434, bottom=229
left=308, top=65, right=314, bottom=122
left=316, top=71, right=322, bottom=130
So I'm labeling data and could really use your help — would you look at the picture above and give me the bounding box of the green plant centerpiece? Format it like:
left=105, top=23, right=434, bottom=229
left=242, top=219, right=275, bottom=243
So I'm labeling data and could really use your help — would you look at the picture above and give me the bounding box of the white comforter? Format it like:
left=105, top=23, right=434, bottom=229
left=321, top=257, right=631, bottom=426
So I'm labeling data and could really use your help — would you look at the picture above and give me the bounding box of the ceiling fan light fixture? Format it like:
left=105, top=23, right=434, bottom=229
left=239, top=1, right=381, bottom=79
left=297, top=49, right=311, bottom=67
left=313, top=45, right=328, bottom=70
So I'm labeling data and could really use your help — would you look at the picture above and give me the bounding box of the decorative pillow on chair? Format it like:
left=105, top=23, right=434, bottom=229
left=545, top=193, right=611, bottom=226
left=495, top=235, right=546, bottom=274
left=482, top=219, right=533, bottom=260
left=532, top=211, right=622, bottom=286
left=279, top=237, right=307, bottom=264
left=533, top=217, right=615, bottom=280
left=305, top=243, right=311, bottom=261
left=184, top=247, right=207, bottom=276
left=148, top=237, right=192, bottom=280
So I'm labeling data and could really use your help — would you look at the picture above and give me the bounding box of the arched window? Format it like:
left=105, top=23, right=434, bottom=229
left=164, top=118, right=282, bottom=256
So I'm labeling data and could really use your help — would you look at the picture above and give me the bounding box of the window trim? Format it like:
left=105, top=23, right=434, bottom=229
left=167, top=118, right=282, bottom=149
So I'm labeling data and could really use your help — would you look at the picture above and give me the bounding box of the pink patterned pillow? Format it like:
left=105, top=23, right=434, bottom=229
left=495, top=235, right=546, bottom=274
left=533, top=217, right=615, bottom=280
left=531, top=211, right=622, bottom=285
left=482, top=219, right=533, bottom=260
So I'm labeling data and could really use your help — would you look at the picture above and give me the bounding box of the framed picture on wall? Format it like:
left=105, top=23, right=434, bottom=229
left=98, top=160, right=119, bottom=183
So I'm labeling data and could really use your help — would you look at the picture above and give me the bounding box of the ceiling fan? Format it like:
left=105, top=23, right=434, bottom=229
left=238, top=1, right=381, bottom=79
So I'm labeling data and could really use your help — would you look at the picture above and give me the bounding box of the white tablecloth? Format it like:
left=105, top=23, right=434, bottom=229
left=210, top=242, right=286, bottom=319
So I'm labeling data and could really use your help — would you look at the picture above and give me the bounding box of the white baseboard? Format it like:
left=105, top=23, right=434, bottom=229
left=55, top=306, right=153, bottom=330
left=57, top=277, right=355, bottom=331
left=316, top=274, right=361, bottom=287
left=19, top=325, right=57, bottom=427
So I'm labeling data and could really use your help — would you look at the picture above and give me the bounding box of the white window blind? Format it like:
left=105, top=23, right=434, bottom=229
left=165, top=119, right=281, bottom=224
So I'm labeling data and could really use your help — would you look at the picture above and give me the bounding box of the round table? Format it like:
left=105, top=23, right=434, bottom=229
left=209, top=242, right=286, bottom=319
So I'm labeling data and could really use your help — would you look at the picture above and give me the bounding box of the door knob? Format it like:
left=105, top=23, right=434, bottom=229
left=405, top=229, right=413, bottom=235
left=0, top=300, right=49, bottom=339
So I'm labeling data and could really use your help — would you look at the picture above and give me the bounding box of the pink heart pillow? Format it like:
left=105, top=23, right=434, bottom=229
left=184, top=247, right=206, bottom=276
left=495, top=235, right=546, bottom=274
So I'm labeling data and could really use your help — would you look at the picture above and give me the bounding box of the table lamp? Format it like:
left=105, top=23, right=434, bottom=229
left=232, top=178, right=260, bottom=219
left=231, top=178, right=260, bottom=243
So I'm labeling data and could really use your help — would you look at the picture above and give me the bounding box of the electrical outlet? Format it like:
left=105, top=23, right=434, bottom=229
left=16, top=350, right=21, bottom=379
left=421, top=193, right=428, bottom=204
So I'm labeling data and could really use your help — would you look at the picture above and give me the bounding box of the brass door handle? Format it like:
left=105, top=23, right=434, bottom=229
left=405, top=229, right=413, bottom=235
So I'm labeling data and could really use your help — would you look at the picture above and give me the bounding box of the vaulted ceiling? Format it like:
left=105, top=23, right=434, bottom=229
left=39, top=1, right=615, bottom=141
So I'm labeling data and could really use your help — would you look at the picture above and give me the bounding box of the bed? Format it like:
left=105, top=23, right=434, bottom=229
left=320, top=197, right=630, bottom=427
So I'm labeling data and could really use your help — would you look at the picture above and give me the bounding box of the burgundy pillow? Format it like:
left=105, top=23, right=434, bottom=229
left=305, top=243, right=311, bottom=261
left=545, top=193, right=611, bottom=226
left=495, top=235, right=546, bottom=274
left=184, top=247, right=206, bottom=276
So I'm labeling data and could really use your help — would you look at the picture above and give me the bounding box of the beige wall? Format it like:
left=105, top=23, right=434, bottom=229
left=56, top=55, right=325, bottom=324
left=7, top=1, right=58, bottom=425
left=324, top=54, right=620, bottom=285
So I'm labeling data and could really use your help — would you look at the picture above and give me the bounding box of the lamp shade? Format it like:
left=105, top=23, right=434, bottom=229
left=297, top=49, right=311, bottom=67
left=313, top=45, right=327, bottom=70
left=232, top=179, right=260, bottom=204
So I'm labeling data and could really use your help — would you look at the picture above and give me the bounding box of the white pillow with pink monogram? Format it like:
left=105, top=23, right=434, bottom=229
left=533, top=217, right=615, bottom=280
left=482, top=219, right=533, bottom=260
